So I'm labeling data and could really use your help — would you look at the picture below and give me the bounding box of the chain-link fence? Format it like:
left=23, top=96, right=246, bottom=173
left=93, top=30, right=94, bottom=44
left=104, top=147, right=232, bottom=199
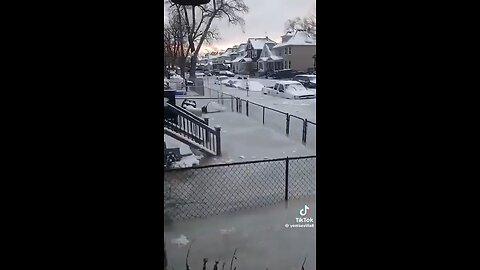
left=164, top=156, right=316, bottom=221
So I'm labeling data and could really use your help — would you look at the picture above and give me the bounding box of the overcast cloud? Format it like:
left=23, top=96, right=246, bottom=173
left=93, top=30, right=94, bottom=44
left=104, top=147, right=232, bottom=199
left=164, top=0, right=316, bottom=53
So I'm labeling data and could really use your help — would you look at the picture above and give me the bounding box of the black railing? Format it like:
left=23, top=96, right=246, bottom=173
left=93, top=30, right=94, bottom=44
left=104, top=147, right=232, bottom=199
left=164, top=103, right=221, bottom=156
left=177, top=91, right=316, bottom=149
left=164, top=156, right=316, bottom=221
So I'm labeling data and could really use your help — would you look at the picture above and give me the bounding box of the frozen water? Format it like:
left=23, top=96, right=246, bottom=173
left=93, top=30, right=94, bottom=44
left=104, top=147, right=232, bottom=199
left=164, top=197, right=316, bottom=269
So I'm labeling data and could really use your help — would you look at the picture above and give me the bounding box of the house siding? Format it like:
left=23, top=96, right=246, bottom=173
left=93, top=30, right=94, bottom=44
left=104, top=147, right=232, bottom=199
left=281, top=45, right=316, bottom=71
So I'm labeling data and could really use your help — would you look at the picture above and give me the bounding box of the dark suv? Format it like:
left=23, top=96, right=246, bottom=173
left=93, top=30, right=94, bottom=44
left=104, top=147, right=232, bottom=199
left=271, top=69, right=294, bottom=79
left=294, top=75, right=316, bottom=88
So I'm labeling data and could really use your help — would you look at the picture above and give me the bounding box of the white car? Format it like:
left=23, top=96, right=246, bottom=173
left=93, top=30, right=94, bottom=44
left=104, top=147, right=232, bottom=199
left=214, top=76, right=229, bottom=84
left=261, top=81, right=316, bottom=99
left=219, top=70, right=235, bottom=77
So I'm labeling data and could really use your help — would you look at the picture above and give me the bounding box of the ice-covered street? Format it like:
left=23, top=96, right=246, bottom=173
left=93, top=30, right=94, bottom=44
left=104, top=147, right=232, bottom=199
left=202, top=76, right=317, bottom=122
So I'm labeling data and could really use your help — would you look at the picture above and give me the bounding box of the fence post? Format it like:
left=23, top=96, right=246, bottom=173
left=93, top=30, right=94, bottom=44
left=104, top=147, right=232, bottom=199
left=231, top=96, right=234, bottom=112
left=215, top=126, right=221, bottom=155
left=302, top=119, right=307, bottom=144
left=286, top=114, right=290, bottom=135
left=236, top=97, right=239, bottom=112
left=285, top=156, right=289, bottom=201
left=246, top=101, right=249, bottom=117
left=262, top=107, right=265, bottom=124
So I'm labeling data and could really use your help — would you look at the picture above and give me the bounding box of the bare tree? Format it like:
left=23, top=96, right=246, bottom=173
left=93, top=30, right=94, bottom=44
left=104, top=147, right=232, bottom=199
left=167, top=0, right=249, bottom=79
left=284, top=12, right=316, bottom=39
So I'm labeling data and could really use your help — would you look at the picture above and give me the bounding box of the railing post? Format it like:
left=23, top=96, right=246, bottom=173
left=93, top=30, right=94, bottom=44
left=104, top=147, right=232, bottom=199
left=215, top=126, right=221, bottom=155
left=262, top=107, right=265, bottom=124
left=285, top=156, right=289, bottom=201
left=302, top=119, right=307, bottom=144
left=246, top=101, right=249, bottom=117
left=286, top=114, right=290, bottom=135
left=204, top=118, right=209, bottom=126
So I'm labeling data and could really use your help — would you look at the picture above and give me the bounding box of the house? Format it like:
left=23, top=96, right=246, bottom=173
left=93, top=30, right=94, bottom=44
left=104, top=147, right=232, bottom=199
left=257, top=42, right=283, bottom=73
left=244, top=37, right=276, bottom=74
left=272, top=29, right=316, bottom=72
left=231, top=43, right=248, bottom=74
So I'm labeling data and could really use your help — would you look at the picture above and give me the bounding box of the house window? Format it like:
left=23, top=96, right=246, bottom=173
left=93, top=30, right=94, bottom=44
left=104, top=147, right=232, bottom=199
left=284, top=48, right=288, bottom=54
left=288, top=47, right=292, bottom=55
left=289, top=61, right=292, bottom=69
left=253, top=50, right=256, bottom=58
left=284, top=61, right=288, bottom=69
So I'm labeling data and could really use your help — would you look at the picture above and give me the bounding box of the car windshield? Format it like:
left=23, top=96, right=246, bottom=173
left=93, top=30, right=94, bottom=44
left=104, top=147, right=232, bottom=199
left=285, top=83, right=306, bottom=91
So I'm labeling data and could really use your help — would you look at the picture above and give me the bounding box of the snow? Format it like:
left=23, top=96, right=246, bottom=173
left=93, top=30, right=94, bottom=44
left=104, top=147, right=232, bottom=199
left=164, top=197, right=316, bottom=269
left=164, top=135, right=193, bottom=156
left=203, top=77, right=316, bottom=122
left=248, top=37, right=276, bottom=50
left=170, top=234, right=190, bottom=246
left=203, top=101, right=226, bottom=113
left=260, top=43, right=283, bottom=61
left=172, top=154, right=201, bottom=168
left=220, top=79, right=264, bottom=92
left=273, top=30, right=316, bottom=48
left=197, top=112, right=315, bottom=165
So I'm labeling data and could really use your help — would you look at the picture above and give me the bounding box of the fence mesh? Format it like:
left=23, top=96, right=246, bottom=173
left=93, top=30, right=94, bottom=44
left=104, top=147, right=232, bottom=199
left=164, top=156, right=316, bottom=221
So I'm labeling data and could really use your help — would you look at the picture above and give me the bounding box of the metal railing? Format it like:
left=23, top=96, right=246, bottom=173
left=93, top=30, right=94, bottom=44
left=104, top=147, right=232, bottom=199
left=177, top=89, right=316, bottom=149
left=164, top=103, right=221, bottom=156
left=164, top=155, right=316, bottom=221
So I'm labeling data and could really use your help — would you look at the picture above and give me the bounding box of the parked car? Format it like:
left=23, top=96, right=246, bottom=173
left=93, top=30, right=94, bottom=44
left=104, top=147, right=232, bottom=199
left=223, top=79, right=237, bottom=87
left=219, top=70, right=235, bottom=77
left=214, top=75, right=229, bottom=84
left=270, top=69, right=295, bottom=79
left=294, top=75, right=316, bottom=88
left=204, top=71, right=212, bottom=76
left=261, top=81, right=315, bottom=99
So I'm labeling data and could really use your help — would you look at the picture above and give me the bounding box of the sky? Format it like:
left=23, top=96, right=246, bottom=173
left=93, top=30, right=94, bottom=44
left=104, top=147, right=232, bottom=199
left=164, top=0, right=316, bottom=54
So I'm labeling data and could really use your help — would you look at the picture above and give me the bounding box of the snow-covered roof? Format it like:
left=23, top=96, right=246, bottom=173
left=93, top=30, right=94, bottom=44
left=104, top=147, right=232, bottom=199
left=248, top=37, right=276, bottom=50
left=258, top=43, right=283, bottom=61
left=221, top=48, right=235, bottom=57
left=240, top=57, right=252, bottom=63
left=273, top=30, right=315, bottom=49
left=231, top=54, right=246, bottom=63
left=237, top=43, right=247, bottom=52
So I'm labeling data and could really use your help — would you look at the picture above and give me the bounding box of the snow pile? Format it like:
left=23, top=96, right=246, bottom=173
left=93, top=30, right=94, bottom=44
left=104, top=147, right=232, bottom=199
left=172, top=154, right=201, bottom=168
left=164, top=135, right=192, bottom=156
left=219, top=79, right=264, bottom=92
left=202, top=101, right=226, bottom=113
left=236, top=80, right=264, bottom=92
left=171, top=235, right=190, bottom=246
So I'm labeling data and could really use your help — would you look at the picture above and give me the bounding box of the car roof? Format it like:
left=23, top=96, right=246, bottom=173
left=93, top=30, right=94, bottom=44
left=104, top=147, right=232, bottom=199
left=295, top=74, right=316, bottom=77
left=277, top=80, right=302, bottom=84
